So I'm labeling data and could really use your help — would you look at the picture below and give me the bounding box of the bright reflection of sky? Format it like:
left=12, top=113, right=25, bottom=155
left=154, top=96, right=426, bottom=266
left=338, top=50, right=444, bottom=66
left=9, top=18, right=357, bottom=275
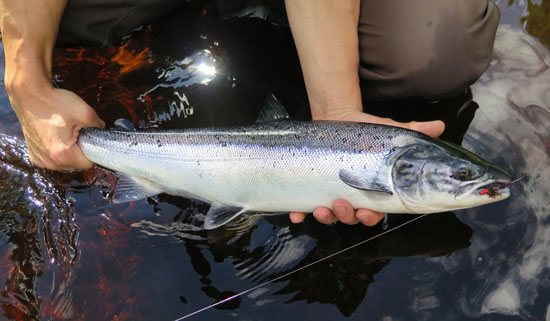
left=195, top=62, right=216, bottom=77
left=139, top=49, right=217, bottom=101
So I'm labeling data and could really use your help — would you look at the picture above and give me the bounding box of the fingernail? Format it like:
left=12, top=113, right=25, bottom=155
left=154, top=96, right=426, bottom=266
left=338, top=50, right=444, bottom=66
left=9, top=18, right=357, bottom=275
left=334, top=206, right=346, bottom=218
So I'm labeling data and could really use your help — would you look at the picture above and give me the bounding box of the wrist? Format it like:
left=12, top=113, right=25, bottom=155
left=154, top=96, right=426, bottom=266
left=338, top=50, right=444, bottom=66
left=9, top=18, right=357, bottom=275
left=5, top=69, right=55, bottom=122
left=5, top=58, right=53, bottom=103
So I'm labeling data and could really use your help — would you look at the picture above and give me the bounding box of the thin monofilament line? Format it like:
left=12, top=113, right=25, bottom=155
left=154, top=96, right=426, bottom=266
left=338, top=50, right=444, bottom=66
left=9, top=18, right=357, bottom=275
left=174, top=214, right=429, bottom=320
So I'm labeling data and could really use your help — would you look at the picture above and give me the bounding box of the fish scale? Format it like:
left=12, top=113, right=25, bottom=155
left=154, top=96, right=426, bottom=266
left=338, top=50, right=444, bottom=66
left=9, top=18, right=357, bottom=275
left=78, top=120, right=511, bottom=229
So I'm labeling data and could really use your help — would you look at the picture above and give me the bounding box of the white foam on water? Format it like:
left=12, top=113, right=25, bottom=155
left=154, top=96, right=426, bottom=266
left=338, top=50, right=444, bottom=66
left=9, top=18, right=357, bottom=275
left=481, top=280, right=520, bottom=315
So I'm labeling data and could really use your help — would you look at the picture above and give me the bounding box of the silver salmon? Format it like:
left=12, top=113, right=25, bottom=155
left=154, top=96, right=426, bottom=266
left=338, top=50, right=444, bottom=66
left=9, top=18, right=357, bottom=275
left=78, top=120, right=512, bottom=229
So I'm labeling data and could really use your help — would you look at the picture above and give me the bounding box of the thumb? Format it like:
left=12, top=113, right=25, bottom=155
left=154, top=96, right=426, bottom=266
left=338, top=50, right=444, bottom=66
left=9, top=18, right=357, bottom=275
left=73, top=104, right=105, bottom=129
left=361, top=114, right=445, bottom=138
left=408, top=120, right=445, bottom=138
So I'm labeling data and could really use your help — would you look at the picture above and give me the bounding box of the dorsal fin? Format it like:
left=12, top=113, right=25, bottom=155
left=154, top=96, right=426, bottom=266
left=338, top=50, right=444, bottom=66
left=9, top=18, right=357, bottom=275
left=255, top=93, right=290, bottom=123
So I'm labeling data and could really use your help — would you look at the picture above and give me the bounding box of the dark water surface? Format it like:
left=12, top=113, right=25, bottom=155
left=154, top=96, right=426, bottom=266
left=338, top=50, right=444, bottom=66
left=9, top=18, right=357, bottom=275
left=0, top=1, right=549, bottom=320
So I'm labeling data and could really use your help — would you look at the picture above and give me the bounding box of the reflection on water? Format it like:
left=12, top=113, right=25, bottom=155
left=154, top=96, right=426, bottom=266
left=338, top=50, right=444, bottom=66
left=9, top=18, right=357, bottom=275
left=0, top=134, right=78, bottom=319
left=463, top=24, right=550, bottom=318
left=0, top=1, right=548, bottom=320
left=140, top=49, right=217, bottom=98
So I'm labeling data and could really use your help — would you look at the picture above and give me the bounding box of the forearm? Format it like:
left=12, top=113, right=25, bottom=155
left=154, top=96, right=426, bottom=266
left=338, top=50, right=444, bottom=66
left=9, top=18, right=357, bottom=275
left=0, top=0, right=67, bottom=96
left=0, top=0, right=105, bottom=170
left=285, top=0, right=362, bottom=120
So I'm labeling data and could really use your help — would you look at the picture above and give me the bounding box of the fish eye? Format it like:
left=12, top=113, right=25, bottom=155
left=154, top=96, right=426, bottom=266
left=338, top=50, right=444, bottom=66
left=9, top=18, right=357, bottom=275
left=453, top=166, right=472, bottom=181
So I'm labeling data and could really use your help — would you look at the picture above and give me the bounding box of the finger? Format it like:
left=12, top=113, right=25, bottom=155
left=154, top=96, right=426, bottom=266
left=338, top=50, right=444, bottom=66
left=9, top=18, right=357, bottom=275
left=356, top=209, right=386, bottom=226
left=57, top=89, right=105, bottom=128
left=74, top=107, right=105, bottom=128
left=47, top=144, right=94, bottom=171
left=332, top=199, right=359, bottom=225
left=289, top=212, right=307, bottom=224
left=26, top=140, right=75, bottom=171
left=313, top=207, right=338, bottom=225
left=65, top=145, right=95, bottom=170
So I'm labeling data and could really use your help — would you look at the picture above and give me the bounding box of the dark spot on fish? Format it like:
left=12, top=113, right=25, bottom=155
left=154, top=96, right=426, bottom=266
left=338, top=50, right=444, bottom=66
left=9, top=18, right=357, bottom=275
left=180, top=296, right=188, bottom=304
left=157, top=139, right=162, bottom=147
left=197, top=160, right=200, bottom=166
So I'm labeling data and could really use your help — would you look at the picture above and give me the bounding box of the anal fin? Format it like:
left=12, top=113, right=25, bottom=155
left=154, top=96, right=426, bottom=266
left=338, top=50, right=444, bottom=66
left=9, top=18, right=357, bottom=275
left=204, top=204, right=247, bottom=230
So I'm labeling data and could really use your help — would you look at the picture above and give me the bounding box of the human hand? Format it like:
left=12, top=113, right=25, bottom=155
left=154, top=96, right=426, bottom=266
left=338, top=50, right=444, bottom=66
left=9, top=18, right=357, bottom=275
left=8, top=83, right=105, bottom=171
left=289, top=110, right=445, bottom=226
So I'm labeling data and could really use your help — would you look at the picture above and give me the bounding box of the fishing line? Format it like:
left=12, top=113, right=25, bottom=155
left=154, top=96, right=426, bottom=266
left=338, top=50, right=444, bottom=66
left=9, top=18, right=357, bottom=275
left=174, top=213, right=429, bottom=320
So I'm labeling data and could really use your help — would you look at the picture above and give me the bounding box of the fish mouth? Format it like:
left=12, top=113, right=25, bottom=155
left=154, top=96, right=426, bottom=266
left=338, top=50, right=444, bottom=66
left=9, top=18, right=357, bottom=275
left=475, top=182, right=512, bottom=199
left=455, top=180, right=511, bottom=200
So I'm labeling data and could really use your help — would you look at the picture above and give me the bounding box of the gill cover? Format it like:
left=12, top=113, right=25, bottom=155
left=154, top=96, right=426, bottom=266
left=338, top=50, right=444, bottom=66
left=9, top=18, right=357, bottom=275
left=391, top=143, right=433, bottom=198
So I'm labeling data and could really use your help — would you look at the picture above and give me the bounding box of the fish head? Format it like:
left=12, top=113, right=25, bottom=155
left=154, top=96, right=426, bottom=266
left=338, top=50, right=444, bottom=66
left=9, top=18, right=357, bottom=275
left=391, top=138, right=512, bottom=213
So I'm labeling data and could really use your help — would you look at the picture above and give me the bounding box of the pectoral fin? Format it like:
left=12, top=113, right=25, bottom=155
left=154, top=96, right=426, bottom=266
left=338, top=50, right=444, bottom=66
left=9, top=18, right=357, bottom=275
left=204, top=204, right=247, bottom=230
left=112, top=174, right=162, bottom=203
left=339, top=169, right=393, bottom=195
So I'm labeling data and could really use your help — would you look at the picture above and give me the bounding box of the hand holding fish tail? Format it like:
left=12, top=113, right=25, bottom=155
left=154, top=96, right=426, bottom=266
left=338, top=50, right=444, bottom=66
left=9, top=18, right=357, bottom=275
left=9, top=85, right=105, bottom=171
left=1, top=0, right=106, bottom=171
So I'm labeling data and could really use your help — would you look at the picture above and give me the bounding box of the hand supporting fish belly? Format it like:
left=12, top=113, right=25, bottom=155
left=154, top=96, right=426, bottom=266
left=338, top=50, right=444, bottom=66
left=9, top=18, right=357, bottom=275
left=77, top=120, right=512, bottom=229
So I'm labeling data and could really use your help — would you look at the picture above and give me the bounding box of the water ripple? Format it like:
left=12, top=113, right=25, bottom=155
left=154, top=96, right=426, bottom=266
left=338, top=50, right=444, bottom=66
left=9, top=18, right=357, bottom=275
left=0, top=133, right=79, bottom=319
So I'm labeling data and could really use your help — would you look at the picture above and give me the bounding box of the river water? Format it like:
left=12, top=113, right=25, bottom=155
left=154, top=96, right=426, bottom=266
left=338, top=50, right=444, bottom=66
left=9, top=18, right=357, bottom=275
left=0, top=1, right=548, bottom=320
